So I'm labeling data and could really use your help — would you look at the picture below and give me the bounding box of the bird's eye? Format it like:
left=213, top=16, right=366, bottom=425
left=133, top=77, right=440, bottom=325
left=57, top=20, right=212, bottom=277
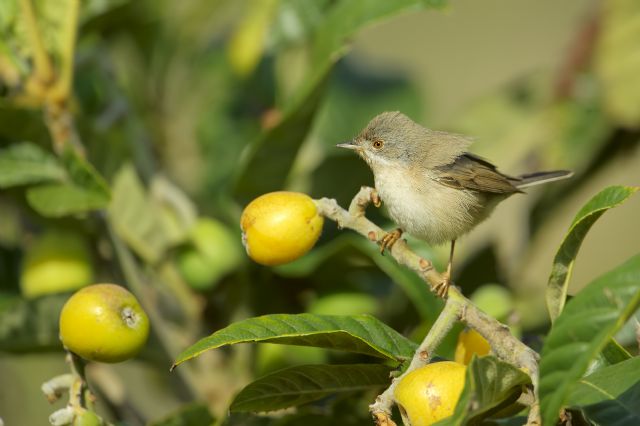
left=372, top=140, right=384, bottom=150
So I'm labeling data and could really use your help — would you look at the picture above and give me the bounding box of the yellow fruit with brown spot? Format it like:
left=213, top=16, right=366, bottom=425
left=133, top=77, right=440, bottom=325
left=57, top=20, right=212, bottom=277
left=454, top=328, right=491, bottom=365
left=394, top=361, right=466, bottom=426
left=59, top=284, right=149, bottom=363
left=240, top=192, right=323, bottom=266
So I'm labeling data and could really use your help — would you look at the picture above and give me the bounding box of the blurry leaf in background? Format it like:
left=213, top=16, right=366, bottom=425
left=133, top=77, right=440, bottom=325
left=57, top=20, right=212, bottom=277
left=0, top=142, right=65, bottom=187
left=148, top=402, right=215, bottom=426
left=434, top=356, right=530, bottom=426
left=307, top=292, right=379, bottom=317
left=227, top=0, right=280, bottom=77
left=0, top=0, right=84, bottom=106
left=26, top=183, right=108, bottom=217
left=0, top=293, right=66, bottom=352
left=541, top=84, right=611, bottom=174
left=109, top=164, right=176, bottom=264
left=274, top=234, right=442, bottom=324
left=149, top=175, right=198, bottom=247
left=595, top=0, right=640, bottom=128
left=539, top=254, right=640, bottom=426
left=255, top=343, right=327, bottom=377
left=230, top=364, right=392, bottom=413
left=173, top=313, right=418, bottom=368
left=233, top=0, right=445, bottom=202
left=24, top=146, right=111, bottom=217
left=546, top=185, right=638, bottom=322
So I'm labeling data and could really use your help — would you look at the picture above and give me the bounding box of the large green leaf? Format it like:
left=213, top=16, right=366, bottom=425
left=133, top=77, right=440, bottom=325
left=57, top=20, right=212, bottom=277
left=546, top=185, right=638, bottom=321
left=230, top=364, right=392, bottom=412
left=0, top=142, right=65, bottom=187
left=539, top=254, right=640, bottom=426
left=579, top=382, right=640, bottom=426
left=173, top=313, right=417, bottom=368
left=233, top=0, right=446, bottom=201
left=568, top=356, right=640, bottom=407
left=433, top=356, right=530, bottom=426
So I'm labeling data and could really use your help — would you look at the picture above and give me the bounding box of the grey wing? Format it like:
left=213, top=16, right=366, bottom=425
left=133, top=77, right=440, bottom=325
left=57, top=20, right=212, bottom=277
left=432, top=153, right=522, bottom=194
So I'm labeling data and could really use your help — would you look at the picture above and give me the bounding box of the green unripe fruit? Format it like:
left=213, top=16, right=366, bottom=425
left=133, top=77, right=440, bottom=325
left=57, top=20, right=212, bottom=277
left=21, top=230, right=93, bottom=298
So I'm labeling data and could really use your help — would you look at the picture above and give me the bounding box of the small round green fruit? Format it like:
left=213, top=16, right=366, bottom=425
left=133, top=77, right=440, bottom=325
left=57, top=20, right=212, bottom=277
left=177, top=218, right=242, bottom=290
left=21, top=230, right=93, bottom=298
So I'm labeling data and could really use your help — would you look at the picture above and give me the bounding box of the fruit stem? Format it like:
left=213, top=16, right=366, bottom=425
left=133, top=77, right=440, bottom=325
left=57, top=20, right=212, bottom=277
left=368, top=297, right=461, bottom=422
left=67, top=351, right=93, bottom=412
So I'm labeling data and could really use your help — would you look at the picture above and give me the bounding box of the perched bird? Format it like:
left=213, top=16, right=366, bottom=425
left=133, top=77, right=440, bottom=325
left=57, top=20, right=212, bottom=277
left=338, top=111, right=572, bottom=296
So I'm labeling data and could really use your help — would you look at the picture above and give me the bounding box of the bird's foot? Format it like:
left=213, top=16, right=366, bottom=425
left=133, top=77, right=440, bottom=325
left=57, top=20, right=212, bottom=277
left=433, top=274, right=451, bottom=298
left=379, top=228, right=403, bottom=254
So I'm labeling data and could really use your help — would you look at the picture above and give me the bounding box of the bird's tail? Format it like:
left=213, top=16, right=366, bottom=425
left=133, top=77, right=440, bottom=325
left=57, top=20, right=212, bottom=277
left=515, top=170, right=573, bottom=189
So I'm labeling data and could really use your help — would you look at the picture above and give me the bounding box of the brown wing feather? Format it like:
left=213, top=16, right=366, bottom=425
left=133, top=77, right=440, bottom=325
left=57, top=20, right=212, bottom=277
left=433, top=153, right=522, bottom=194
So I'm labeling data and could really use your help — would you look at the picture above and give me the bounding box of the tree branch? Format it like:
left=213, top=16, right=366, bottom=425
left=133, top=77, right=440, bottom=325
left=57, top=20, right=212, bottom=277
left=314, top=186, right=540, bottom=425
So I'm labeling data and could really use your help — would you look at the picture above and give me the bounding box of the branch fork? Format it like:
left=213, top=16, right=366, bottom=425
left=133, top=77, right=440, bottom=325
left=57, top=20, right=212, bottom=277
left=314, top=186, right=541, bottom=426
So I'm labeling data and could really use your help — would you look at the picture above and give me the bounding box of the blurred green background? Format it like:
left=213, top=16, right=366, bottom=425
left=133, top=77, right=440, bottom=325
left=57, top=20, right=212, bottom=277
left=1, top=0, right=638, bottom=424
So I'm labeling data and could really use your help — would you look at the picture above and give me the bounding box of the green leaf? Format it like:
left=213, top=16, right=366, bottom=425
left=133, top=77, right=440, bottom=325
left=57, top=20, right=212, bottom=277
left=25, top=148, right=111, bottom=217
left=539, top=254, right=640, bottom=426
left=600, top=338, right=631, bottom=365
left=568, top=356, right=640, bottom=407
left=433, top=356, right=530, bottom=425
left=546, top=185, right=638, bottom=322
left=233, top=0, right=446, bottom=201
left=59, top=146, right=111, bottom=196
left=579, top=381, right=640, bottom=426
left=26, top=184, right=109, bottom=216
left=230, top=364, right=392, bottom=412
left=148, top=403, right=215, bottom=426
left=173, top=313, right=417, bottom=368
left=233, top=78, right=326, bottom=202
left=108, top=164, right=173, bottom=264
left=0, top=142, right=65, bottom=188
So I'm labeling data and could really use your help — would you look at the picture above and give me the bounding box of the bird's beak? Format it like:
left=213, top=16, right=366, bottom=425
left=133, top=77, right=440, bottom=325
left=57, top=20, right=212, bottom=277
left=336, top=141, right=360, bottom=151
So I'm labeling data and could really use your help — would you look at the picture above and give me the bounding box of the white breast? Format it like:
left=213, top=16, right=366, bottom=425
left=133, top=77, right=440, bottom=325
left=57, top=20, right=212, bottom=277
left=374, top=167, right=483, bottom=246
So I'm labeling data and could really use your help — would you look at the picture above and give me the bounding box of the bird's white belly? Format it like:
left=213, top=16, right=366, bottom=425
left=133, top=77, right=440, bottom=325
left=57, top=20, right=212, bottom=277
left=374, top=169, right=482, bottom=245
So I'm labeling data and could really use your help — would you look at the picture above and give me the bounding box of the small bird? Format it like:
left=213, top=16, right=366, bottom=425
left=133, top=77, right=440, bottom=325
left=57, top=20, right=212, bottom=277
left=338, top=111, right=572, bottom=297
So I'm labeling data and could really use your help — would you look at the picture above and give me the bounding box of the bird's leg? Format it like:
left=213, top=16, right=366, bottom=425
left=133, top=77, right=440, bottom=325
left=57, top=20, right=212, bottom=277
left=434, top=240, right=455, bottom=298
left=379, top=228, right=403, bottom=254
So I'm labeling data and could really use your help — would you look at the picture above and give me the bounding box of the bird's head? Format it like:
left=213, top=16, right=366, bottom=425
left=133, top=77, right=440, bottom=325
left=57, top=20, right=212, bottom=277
left=338, top=111, right=472, bottom=172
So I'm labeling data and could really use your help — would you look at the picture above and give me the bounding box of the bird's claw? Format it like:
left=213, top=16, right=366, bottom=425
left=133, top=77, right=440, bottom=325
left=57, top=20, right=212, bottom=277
left=379, top=228, right=403, bottom=254
left=433, top=274, right=451, bottom=298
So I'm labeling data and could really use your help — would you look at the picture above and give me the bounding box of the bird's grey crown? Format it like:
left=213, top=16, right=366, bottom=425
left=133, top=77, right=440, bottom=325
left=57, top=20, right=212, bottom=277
left=358, top=111, right=473, bottom=169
